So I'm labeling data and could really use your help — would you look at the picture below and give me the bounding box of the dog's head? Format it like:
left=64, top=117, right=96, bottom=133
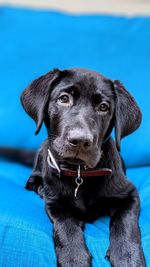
left=21, top=68, right=141, bottom=168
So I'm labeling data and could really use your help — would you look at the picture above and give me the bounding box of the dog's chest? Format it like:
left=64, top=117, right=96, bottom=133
left=45, top=173, right=110, bottom=220
left=59, top=177, right=108, bottom=217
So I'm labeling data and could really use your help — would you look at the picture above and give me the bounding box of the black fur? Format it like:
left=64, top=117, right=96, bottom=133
left=6, top=68, right=147, bottom=266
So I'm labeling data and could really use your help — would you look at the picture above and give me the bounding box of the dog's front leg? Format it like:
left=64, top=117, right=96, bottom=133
left=107, top=192, right=146, bottom=267
left=46, top=206, right=92, bottom=267
left=25, top=145, right=45, bottom=197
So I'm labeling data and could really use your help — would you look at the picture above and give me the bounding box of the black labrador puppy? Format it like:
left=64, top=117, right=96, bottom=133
left=20, top=68, right=145, bottom=267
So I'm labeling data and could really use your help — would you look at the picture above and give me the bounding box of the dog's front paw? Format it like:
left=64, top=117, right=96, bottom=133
left=57, top=246, right=92, bottom=267
left=25, top=175, right=44, bottom=198
left=106, top=244, right=146, bottom=267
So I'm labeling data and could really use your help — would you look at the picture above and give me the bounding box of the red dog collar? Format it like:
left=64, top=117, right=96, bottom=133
left=47, top=149, right=112, bottom=197
left=47, top=149, right=112, bottom=178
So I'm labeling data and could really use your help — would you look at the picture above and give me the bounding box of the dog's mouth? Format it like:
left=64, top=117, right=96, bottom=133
left=52, top=147, right=101, bottom=169
left=52, top=138, right=102, bottom=169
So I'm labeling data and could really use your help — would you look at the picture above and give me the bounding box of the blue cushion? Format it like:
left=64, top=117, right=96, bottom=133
left=0, top=7, right=150, bottom=167
left=0, top=160, right=149, bottom=266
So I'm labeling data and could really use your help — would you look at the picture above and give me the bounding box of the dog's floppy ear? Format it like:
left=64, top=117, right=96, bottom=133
left=114, top=80, right=142, bottom=151
left=21, top=69, right=60, bottom=135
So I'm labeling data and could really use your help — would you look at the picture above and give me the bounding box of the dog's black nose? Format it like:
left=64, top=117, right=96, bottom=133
left=68, top=130, right=93, bottom=149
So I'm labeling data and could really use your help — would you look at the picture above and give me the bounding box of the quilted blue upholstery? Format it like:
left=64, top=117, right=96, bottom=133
left=0, top=6, right=150, bottom=267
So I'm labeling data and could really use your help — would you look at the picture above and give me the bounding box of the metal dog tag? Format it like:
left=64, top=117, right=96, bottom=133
left=74, top=165, right=83, bottom=197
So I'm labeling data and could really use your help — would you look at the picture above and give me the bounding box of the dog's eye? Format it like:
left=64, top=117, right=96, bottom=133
left=99, top=102, right=109, bottom=112
left=59, top=94, right=70, bottom=104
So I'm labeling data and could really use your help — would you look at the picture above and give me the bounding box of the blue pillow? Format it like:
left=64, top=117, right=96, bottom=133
left=0, top=7, right=150, bottom=167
